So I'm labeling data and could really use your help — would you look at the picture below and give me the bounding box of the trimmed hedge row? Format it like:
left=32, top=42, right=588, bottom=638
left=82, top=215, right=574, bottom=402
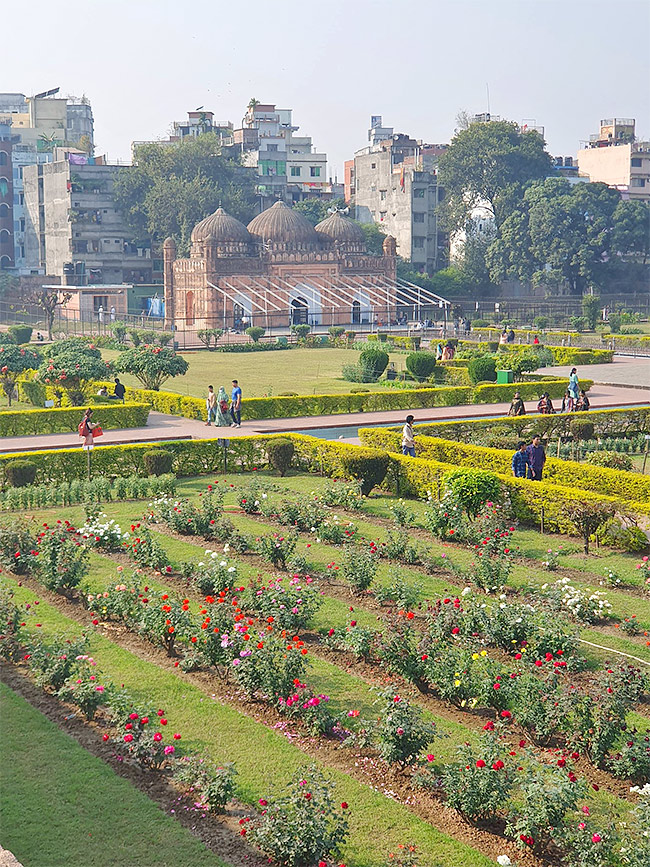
left=471, top=328, right=650, bottom=352
left=0, top=402, right=150, bottom=436
left=358, top=428, right=650, bottom=508
left=408, top=406, right=650, bottom=443
left=80, top=378, right=582, bottom=421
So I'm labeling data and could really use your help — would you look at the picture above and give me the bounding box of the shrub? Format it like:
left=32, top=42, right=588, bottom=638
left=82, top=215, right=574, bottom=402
left=359, top=347, right=389, bottom=381
left=58, top=657, right=112, bottom=720
left=571, top=420, right=595, bottom=441
left=329, top=326, right=345, bottom=340
left=4, top=460, right=37, bottom=488
left=266, top=438, right=295, bottom=477
left=562, top=500, right=617, bottom=555
left=608, top=732, right=650, bottom=783
left=443, top=468, right=501, bottom=517
left=533, top=316, right=549, bottom=331
left=0, top=343, right=41, bottom=406
left=247, top=765, right=349, bottom=867
left=291, top=324, right=311, bottom=340
left=596, top=518, right=648, bottom=553
left=125, top=523, right=171, bottom=572
left=569, top=316, right=588, bottom=332
left=586, top=450, right=633, bottom=471
left=369, top=687, right=438, bottom=769
left=25, top=634, right=89, bottom=689
left=7, top=324, right=33, bottom=345
left=471, top=319, right=490, bottom=328
left=0, top=518, right=38, bottom=574
left=245, top=326, right=265, bottom=343
left=255, top=532, right=297, bottom=569
left=405, top=351, right=436, bottom=382
left=35, top=522, right=89, bottom=596
left=143, top=449, right=174, bottom=476
left=441, top=734, right=514, bottom=821
left=37, top=344, right=110, bottom=402
left=111, top=321, right=127, bottom=344
left=608, top=313, right=622, bottom=333
left=173, top=757, right=236, bottom=812
left=117, top=345, right=189, bottom=390
left=342, top=545, right=379, bottom=595
left=340, top=448, right=389, bottom=496
left=468, top=355, right=496, bottom=384
left=0, top=403, right=149, bottom=437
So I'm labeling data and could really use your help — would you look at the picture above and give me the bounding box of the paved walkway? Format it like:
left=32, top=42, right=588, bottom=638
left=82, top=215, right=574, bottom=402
left=0, top=384, right=647, bottom=453
left=537, top=355, right=650, bottom=389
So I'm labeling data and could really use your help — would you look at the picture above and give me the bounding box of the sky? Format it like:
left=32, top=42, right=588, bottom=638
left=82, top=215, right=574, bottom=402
left=5, top=0, right=649, bottom=177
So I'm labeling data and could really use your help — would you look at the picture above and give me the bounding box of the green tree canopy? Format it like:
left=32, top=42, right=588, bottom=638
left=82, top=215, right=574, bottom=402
left=113, top=134, right=257, bottom=255
left=292, top=199, right=344, bottom=226
left=0, top=344, right=41, bottom=406
left=437, top=120, right=553, bottom=233
left=487, top=178, right=627, bottom=295
left=358, top=221, right=386, bottom=256
left=117, top=345, right=189, bottom=391
left=37, top=345, right=111, bottom=403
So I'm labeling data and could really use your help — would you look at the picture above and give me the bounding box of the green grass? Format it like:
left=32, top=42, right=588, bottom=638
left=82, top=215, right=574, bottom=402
left=0, top=681, right=228, bottom=867
left=101, top=347, right=407, bottom=398
left=6, top=580, right=495, bottom=867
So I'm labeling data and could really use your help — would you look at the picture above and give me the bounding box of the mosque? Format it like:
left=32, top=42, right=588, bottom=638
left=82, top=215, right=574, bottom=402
left=162, top=201, right=444, bottom=332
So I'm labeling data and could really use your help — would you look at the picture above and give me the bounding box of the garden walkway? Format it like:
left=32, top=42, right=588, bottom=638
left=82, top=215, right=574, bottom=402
left=0, top=383, right=648, bottom=453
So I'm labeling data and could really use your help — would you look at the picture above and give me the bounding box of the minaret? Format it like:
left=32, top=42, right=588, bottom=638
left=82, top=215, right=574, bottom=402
left=162, top=236, right=176, bottom=329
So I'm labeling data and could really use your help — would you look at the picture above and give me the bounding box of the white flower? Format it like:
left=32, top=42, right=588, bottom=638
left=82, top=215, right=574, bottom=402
left=497, top=857, right=513, bottom=867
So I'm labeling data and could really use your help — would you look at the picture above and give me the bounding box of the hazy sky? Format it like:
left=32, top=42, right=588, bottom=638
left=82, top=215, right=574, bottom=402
left=6, top=0, right=649, bottom=176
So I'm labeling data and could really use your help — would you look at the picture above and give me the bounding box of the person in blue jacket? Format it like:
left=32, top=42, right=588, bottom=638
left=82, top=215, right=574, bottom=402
left=511, top=441, right=528, bottom=478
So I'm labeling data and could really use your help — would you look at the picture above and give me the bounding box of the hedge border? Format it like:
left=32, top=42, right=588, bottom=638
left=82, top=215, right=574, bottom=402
left=0, top=403, right=150, bottom=437
left=358, top=428, right=650, bottom=507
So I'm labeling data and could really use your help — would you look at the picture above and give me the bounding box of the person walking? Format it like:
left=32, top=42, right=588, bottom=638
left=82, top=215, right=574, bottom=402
left=205, top=385, right=217, bottom=425
left=97, top=305, right=104, bottom=326
left=78, top=408, right=98, bottom=448
left=113, top=377, right=126, bottom=403
left=561, top=388, right=575, bottom=413
left=508, top=391, right=526, bottom=416
left=576, top=389, right=590, bottom=412
left=507, top=327, right=515, bottom=343
left=533, top=334, right=540, bottom=345
left=537, top=392, right=555, bottom=414
left=568, top=367, right=579, bottom=402
left=216, top=386, right=230, bottom=426
left=110, top=305, right=116, bottom=322
left=230, top=380, right=242, bottom=427
left=526, top=434, right=546, bottom=481
left=401, top=415, right=416, bottom=457
left=512, top=441, right=528, bottom=478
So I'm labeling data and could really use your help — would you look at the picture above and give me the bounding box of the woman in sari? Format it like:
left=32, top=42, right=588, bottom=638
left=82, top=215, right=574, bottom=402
left=216, top=386, right=231, bottom=427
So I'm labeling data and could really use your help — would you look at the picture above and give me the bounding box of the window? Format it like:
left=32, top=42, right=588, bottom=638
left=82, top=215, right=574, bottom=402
left=267, top=144, right=278, bottom=152
left=19, top=218, right=25, bottom=232
left=380, top=190, right=387, bottom=200
left=413, top=212, right=425, bottom=222
left=0, top=203, right=9, bottom=217
left=379, top=211, right=387, bottom=221
left=93, top=295, right=108, bottom=313
left=0, top=177, right=8, bottom=197
left=413, top=188, right=425, bottom=198
left=631, top=178, right=646, bottom=187
left=310, top=166, right=321, bottom=177
left=0, top=152, right=7, bottom=166
left=631, top=157, right=642, bottom=167
left=290, top=166, right=301, bottom=176
left=371, top=162, right=376, bottom=169
left=413, top=237, right=425, bottom=248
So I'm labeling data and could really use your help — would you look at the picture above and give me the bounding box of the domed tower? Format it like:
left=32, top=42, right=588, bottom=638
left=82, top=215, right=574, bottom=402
left=315, top=211, right=367, bottom=254
left=190, top=207, right=252, bottom=259
left=247, top=200, right=320, bottom=254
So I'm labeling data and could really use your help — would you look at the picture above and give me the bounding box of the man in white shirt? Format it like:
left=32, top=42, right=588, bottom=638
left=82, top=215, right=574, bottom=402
left=401, top=414, right=416, bottom=457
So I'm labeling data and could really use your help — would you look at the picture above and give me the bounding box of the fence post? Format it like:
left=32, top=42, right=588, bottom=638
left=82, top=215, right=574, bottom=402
left=540, top=505, right=545, bottom=535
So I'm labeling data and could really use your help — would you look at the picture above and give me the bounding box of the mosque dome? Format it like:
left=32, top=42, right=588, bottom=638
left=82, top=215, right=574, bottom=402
left=247, top=200, right=320, bottom=250
left=315, top=211, right=367, bottom=252
left=190, top=207, right=252, bottom=245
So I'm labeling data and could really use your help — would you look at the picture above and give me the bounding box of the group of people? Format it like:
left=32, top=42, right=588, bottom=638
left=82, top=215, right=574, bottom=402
left=508, top=368, right=590, bottom=417
left=96, top=378, right=126, bottom=401
left=499, top=328, right=516, bottom=345
left=511, top=435, right=546, bottom=480
left=435, top=341, right=456, bottom=361
left=205, top=381, right=242, bottom=427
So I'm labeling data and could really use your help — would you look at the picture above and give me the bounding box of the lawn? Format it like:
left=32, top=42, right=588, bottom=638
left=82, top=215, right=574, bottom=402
left=0, top=682, right=229, bottom=867
left=101, top=347, right=407, bottom=398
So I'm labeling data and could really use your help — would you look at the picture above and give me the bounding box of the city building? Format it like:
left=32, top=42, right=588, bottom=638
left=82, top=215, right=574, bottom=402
left=0, top=120, right=14, bottom=270
left=0, top=90, right=94, bottom=274
left=349, top=116, right=447, bottom=274
left=577, top=118, right=650, bottom=200
left=23, top=156, right=154, bottom=287
left=233, top=103, right=341, bottom=209
left=162, top=200, right=448, bottom=333
left=131, top=110, right=234, bottom=158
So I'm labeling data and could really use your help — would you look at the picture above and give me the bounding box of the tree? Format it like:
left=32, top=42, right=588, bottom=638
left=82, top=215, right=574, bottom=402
left=582, top=294, right=601, bottom=331
left=117, top=345, right=189, bottom=391
left=37, top=344, right=112, bottom=404
left=113, top=134, right=257, bottom=255
left=562, top=501, right=616, bottom=555
left=0, top=344, right=40, bottom=406
left=292, top=199, right=344, bottom=226
left=437, top=120, right=553, bottom=233
left=611, top=199, right=650, bottom=265
left=28, top=287, right=73, bottom=341
left=488, top=179, right=625, bottom=295
left=358, top=221, right=386, bottom=255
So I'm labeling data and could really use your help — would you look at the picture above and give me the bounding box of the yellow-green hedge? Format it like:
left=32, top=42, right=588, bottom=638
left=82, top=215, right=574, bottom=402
left=0, top=403, right=150, bottom=437
left=407, top=406, right=650, bottom=443
left=358, top=428, right=650, bottom=508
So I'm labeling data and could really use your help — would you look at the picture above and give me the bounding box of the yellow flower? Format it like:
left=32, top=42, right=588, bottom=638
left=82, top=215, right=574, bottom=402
left=521, top=647, right=527, bottom=653
left=472, top=653, right=479, bottom=660
left=454, top=679, right=461, bottom=687
left=480, top=650, right=487, bottom=657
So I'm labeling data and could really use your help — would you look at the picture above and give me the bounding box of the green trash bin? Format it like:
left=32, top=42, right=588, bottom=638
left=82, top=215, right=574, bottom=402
left=496, top=369, right=514, bottom=384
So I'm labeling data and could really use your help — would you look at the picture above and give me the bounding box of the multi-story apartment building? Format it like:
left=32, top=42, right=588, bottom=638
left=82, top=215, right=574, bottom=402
left=349, top=116, right=447, bottom=274
left=23, top=157, right=153, bottom=287
left=233, top=103, right=336, bottom=208
left=131, top=110, right=235, bottom=158
left=577, top=118, right=650, bottom=201
left=0, top=91, right=94, bottom=274
left=0, top=121, right=14, bottom=270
